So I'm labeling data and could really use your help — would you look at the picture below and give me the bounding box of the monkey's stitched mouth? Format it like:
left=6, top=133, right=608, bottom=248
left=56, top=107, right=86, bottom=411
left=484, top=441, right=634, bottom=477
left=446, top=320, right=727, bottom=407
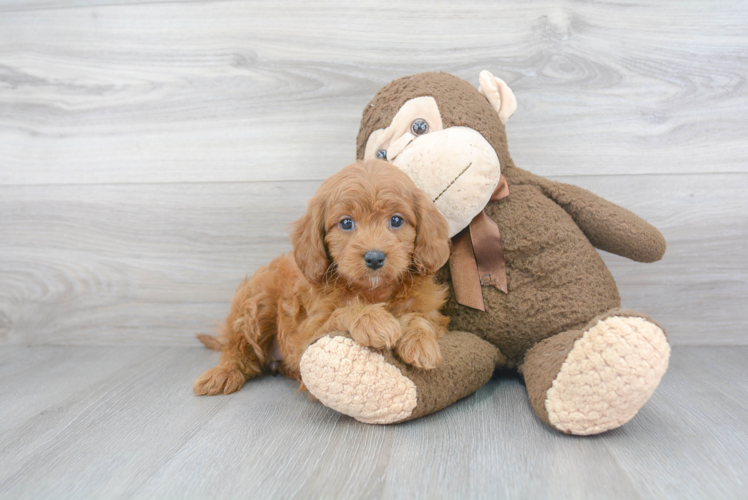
left=432, top=163, right=472, bottom=203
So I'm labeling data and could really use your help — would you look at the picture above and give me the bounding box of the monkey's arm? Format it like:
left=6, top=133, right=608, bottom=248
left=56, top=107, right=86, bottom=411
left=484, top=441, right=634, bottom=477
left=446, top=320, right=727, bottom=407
left=508, top=167, right=666, bottom=263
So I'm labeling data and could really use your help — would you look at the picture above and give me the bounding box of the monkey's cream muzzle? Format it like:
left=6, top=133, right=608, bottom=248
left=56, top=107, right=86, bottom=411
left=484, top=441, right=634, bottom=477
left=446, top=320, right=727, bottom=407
left=363, top=93, right=504, bottom=237
left=390, top=127, right=500, bottom=237
left=367, top=124, right=500, bottom=238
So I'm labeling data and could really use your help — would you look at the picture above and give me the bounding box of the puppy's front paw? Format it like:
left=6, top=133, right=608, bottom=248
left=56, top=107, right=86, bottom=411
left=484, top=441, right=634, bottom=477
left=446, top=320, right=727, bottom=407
left=349, top=304, right=402, bottom=349
left=193, top=366, right=246, bottom=396
left=396, top=328, right=442, bottom=370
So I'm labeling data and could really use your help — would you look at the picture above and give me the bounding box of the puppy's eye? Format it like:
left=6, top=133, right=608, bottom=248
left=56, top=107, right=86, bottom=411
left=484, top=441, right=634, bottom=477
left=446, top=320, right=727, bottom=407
left=376, top=149, right=387, bottom=160
left=410, top=119, right=429, bottom=136
left=389, top=215, right=404, bottom=229
left=339, top=218, right=355, bottom=231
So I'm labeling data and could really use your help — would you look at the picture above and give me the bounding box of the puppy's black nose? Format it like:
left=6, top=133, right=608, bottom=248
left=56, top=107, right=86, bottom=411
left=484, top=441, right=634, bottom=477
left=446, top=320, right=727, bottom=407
left=364, top=251, right=386, bottom=270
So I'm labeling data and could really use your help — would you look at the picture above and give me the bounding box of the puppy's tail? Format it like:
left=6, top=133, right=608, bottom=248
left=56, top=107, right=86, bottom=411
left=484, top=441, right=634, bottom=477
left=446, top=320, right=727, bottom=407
left=197, top=334, right=227, bottom=351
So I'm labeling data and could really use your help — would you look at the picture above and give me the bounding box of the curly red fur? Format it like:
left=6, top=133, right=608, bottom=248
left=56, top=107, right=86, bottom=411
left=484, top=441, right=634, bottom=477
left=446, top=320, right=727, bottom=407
left=193, top=160, right=452, bottom=396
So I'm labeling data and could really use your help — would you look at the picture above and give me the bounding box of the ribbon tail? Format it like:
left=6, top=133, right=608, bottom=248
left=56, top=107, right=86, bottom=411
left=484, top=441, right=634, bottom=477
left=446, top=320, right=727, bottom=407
left=448, top=174, right=510, bottom=311
left=469, top=211, right=508, bottom=294
left=449, top=227, right=485, bottom=311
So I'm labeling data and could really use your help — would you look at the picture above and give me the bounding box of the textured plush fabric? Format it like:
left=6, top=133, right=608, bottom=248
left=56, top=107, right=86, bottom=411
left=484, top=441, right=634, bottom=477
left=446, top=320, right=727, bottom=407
left=390, top=126, right=502, bottom=237
left=387, top=330, right=502, bottom=421
left=363, top=96, right=443, bottom=160
left=357, top=72, right=512, bottom=174
left=302, top=331, right=501, bottom=423
left=529, top=173, right=667, bottom=263
left=357, top=75, right=666, bottom=367
left=329, top=71, right=670, bottom=433
left=522, top=309, right=669, bottom=434
left=300, top=335, right=418, bottom=424
left=545, top=316, right=669, bottom=434
left=477, top=70, right=517, bottom=124
left=439, top=166, right=623, bottom=365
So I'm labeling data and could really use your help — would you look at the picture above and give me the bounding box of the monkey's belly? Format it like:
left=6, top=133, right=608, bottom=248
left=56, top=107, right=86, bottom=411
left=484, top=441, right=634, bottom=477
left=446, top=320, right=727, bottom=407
left=439, top=185, right=621, bottom=365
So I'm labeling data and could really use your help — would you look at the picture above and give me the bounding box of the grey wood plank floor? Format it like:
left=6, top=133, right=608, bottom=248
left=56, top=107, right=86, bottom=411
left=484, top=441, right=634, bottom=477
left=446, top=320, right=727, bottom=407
left=0, top=345, right=744, bottom=499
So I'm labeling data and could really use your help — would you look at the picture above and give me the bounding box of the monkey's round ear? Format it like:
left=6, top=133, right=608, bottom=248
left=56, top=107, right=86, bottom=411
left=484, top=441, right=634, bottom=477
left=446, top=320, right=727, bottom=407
left=478, top=70, right=517, bottom=125
left=291, top=197, right=331, bottom=284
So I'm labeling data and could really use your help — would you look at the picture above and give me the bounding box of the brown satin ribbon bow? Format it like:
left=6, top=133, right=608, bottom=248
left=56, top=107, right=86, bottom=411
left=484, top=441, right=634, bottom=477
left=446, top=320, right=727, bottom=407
left=448, top=175, right=510, bottom=311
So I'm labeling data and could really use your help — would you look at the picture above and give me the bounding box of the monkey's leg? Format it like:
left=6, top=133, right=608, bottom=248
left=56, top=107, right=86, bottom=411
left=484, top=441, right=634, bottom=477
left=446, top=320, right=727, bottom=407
left=521, top=309, right=670, bottom=435
left=299, top=331, right=502, bottom=424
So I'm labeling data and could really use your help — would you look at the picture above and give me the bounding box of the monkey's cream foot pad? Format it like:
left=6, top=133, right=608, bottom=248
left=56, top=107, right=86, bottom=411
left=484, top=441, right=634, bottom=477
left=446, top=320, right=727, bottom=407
left=300, top=336, right=417, bottom=424
left=546, top=316, right=671, bottom=435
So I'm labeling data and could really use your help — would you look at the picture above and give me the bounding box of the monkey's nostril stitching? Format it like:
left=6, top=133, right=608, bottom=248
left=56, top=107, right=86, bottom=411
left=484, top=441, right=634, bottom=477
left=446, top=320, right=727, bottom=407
left=432, top=163, right=472, bottom=203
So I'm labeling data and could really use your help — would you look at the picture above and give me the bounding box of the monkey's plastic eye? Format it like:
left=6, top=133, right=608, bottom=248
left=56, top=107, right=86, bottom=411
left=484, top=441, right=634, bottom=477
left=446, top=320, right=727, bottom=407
left=410, top=119, right=429, bottom=136
left=376, top=149, right=387, bottom=160
left=389, top=215, right=404, bottom=229
left=339, top=218, right=355, bottom=231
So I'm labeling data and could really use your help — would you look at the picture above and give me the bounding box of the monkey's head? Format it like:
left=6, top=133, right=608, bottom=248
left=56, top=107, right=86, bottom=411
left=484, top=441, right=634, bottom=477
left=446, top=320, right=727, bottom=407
left=356, top=71, right=516, bottom=237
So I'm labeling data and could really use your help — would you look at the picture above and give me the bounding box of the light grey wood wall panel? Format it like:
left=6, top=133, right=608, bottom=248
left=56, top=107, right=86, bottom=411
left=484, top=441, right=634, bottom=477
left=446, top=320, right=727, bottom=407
left=577, top=173, right=748, bottom=345
left=1, top=173, right=744, bottom=345
left=0, top=0, right=746, bottom=347
left=0, top=181, right=314, bottom=345
left=1, top=0, right=746, bottom=186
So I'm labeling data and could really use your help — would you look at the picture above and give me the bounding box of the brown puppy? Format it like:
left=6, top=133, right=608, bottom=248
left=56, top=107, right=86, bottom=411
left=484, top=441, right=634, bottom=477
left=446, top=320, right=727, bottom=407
left=193, top=160, right=451, bottom=396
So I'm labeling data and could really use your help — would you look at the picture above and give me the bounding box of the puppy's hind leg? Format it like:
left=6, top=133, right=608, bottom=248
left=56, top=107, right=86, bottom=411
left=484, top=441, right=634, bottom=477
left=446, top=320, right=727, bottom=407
left=194, top=289, right=269, bottom=396
left=193, top=335, right=263, bottom=395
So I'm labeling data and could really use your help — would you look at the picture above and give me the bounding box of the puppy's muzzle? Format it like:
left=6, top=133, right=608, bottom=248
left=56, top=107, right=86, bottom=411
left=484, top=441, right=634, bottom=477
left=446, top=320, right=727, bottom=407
left=364, top=251, right=386, bottom=270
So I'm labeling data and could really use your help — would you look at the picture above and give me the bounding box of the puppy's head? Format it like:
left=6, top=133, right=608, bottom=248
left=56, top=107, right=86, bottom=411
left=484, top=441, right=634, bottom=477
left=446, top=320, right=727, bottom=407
left=292, top=160, right=450, bottom=288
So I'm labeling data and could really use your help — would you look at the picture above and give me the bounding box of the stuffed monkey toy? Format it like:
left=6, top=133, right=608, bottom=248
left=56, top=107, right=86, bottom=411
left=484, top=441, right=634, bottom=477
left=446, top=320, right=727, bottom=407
left=298, top=71, right=670, bottom=435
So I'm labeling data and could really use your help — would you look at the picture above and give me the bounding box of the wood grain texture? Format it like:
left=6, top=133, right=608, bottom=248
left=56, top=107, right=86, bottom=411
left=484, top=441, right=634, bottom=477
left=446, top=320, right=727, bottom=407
left=0, top=345, right=746, bottom=499
left=1, top=2, right=745, bottom=498
left=600, top=347, right=748, bottom=499
left=0, top=0, right=746, bottom=186
left=0, top=1, right=746, bottom=346
left=579, top=173, right=748, bottom=345
left=0, top=180, right=312, bottom=345
left=0, top=174, right=748, bottom=344
left=1, top=173, right=745, bottom=346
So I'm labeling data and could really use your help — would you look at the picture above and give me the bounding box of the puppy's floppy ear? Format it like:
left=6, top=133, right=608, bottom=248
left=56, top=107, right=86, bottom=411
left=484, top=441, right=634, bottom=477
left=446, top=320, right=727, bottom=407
left=412, top=188, right=451, bottom=275
left=291, top=194, right=331, bottom=284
